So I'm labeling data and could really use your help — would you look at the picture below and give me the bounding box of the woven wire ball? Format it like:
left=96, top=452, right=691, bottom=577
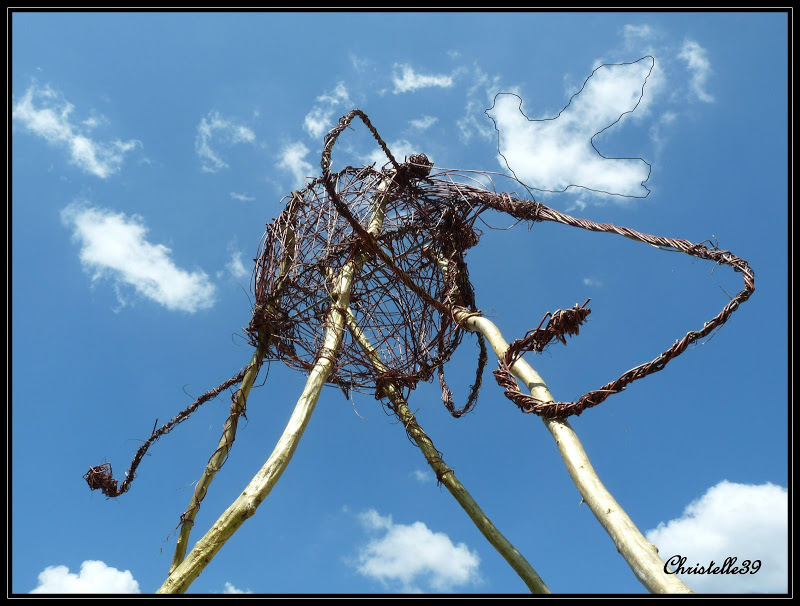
left=247, top=156, right=484, bottom=402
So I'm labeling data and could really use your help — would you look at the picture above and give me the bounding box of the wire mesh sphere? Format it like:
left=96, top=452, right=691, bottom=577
left=248, top=161, right=482, bottom=396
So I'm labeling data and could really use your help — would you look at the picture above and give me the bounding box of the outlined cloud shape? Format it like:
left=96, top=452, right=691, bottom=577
left=485, top=56, right=654, bottom=198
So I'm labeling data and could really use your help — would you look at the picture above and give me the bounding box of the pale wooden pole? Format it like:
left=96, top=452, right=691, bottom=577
left=453, top=309, right=693, bottom=594
left=169, top=193, right=302, bottom=573
left=158, top=176, right=395, bottom=594
left=168, top=345, right=264, bottom=573
left=344, top=306, right=550, bottom=594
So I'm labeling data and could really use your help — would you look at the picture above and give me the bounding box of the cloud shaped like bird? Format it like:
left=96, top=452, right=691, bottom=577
left=486, top=57, right=654, bottom=198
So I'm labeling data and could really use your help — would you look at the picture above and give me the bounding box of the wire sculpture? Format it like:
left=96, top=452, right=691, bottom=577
left=85, top=108, right=754, bottom=521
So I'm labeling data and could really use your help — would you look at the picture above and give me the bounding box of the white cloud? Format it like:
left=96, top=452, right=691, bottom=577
left=392, top=64, right=454, bottom=94
left=81, top=113, right=109, bottom=130
left=646, top=481, right=788, bottom=593
left=230, top=192, right=255, bottom=202
left=677, top=40, right=714, bottom=103
left=486, top=57, right=654, bottom=197
left=349, top=53, right=372, bottom=72
left=12, top=83, right=140, bottom=178
left=316, top=82, right=350, bottom=108
left=195, top=110, right=256, bottom=173
left=409, top=115, right=438, bottom=131
left=226, top=250, right=249, bottom=280
left=31, top=560, right=140, bottom=593
left=629, top=55, right=664, bottom=120
left=582, top=29, right=707, bottom=167
left=354, top=509, right=481, bottom=593
left=362, top=139, right=425, bottom=168
left=304, top=82, right=351, bottom=139
left=61, top=203, right=216, bottom=313
left=649, top=110, right=678, bottom=155
left=457, top=65, right=513, bottom=144
left=411, top=469, right=432, bottom=483
left=278, top=141, right=313, bottom=189
left=623, top=24, right=654, bottom=46
left=223, top=582, right=252, bottom=594
left=565, top=198, right=588, bottom=213
left=582, top=277, right=602, bottom=287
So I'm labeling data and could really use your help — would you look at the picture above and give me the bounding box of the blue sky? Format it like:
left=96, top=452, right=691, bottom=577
left=11, top=11, right=789, bottom=595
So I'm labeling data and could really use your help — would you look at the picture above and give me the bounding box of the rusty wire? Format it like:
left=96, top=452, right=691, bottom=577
left=86, top=108, right=755, bottom=497
left=86, top=369, right=248, bottom=497
left=246, top=158, right=487, bottom=406
left=470, top=185, right=755, bottom=417
left=248, top=147, right=753, bottom=421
